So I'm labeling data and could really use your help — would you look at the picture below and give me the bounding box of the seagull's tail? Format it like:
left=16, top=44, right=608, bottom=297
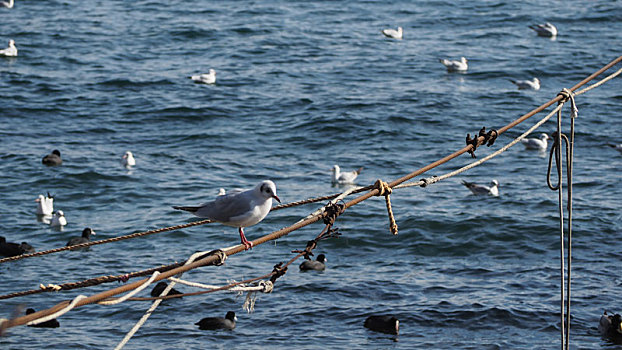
left=509, top=79, right=517, bottom=84
left=461, top=180, right=473, bottom=188
left=172, top=206, right=199, bottom=213
left=355, top=167, right=363, bottom=175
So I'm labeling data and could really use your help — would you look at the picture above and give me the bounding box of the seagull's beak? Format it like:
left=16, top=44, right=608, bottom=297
left=273, top=195, right=281, bottom=204
left=91, top=230, right=96, bottom=235
left=35, top=198, right=40, bottom=202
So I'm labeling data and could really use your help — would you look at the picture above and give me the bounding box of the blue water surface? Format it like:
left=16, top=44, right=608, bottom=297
left=1, top=1, right=621, bottom=349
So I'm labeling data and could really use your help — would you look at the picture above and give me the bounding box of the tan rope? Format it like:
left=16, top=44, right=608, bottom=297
left=373, top=179, right=398, bottom=235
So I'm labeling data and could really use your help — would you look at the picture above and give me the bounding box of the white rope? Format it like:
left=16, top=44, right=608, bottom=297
left=27, top=295, right=87, bottom=326
left=99, top=272, right=161, bottom=306
left=114, top=250, right=215, bottom=350
left=167, top=277, right=272, bottom=293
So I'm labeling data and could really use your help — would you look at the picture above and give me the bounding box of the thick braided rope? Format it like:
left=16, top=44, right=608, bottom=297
left=0, top=262, right=185, bottom=300
left=0, top=219, right=213, bottom=264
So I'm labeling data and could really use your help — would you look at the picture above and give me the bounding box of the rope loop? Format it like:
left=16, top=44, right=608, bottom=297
left=547, top=132, right=570, bottom=191
left=198, top=249, right=227, bottom=266
left=557, top=88, right=578, bottom=119
left=259, top=281, right=274, bottom=294
left=486, top=129, right=499, bottom=147
left=373, top=179, right=398, bottom=235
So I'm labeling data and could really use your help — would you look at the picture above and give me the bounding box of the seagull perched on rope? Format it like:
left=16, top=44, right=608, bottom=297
left=509, top=77, right=540, bottom=90
left=331, top=165, right=363, bottom=185
left=529, top=22, right=557, bottom=37
left=189, top=69, right=216, bottom=84
left=461, top=179, right=499, bottom=197
left=521, top=133, right=549, bottom=151
left=381, top=26, right=403, bottom=40
left=0, top=39, right=17, bottom=57
left=439, top=56, right=468, bottom=72
left=173, top=180, right=280, bottom=250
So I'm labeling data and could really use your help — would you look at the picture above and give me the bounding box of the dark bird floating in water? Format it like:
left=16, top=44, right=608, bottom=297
left=299, top=254, right=327, bottom=271
left=42, top=150, right=62, bottom=166
left=364, top=315, right=399, bottom=335
left=195, top=311, right=237, bottom=330
left=26, top=308, right=60, bottom=328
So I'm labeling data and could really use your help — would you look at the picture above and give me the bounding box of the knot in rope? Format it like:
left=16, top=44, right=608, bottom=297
left=259, top=281, right=274, bottom=293
left=483, top=128, right=499, bottom=147
left=419, top=175, right=438, bottom=188
left=373, top=179, right=392, bottom=196
left=322, top=202, right=345, bottom=226
left=292, top=239, right=317, bottom=260
left=557, top=88, right=578, bottom=118
left=373, top=179, right=398, bottom=235
left=466, top=133, right=478, bottom=158
left=207, top=249, right=228, bottom=266
left=269, top=262, right=287, bottom=284
left=39, top=284, right=62, bottom=292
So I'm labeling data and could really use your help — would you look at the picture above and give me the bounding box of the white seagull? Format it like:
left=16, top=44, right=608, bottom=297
left=521, top=133, right=549, bottom=151
left=331, top=165, right=363, bottom=185
left=121, top=151, right=136, bottom=168
left=0, top=0, right=14, bottom=8
left=381, top=26, right=403, bottom=40
left=607, top=143, right=622, bottom=154
left=529, top=22, right=557, bottom=37
left=439, top=56, right=468, bottom=72
left=35, top=193, right=54, bottom=216
left=0, top=39, right=17, bottom=57
left=190, top=69, right=216, bottom=84
left=462, top=179, right=499, bottom=197
left=50, top=210, right=67, bottom=227
left=509, top=77, right=540, bottom=90
left=173, top=180, right=280, bottom=250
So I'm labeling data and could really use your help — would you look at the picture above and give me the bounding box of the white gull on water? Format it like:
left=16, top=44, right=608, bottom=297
left=462, top=179, right=499, bottom=197
left=50, top=210, right=67, bottom=227
left=439, top=56, right=468, bottom=72
left=173, top=180, right=280, bottom=250
left=509, top=77, right=540, bottom=90
left=190, top=69, right=216, bottom=84
left=521, top=133, right=549, bottom=151
left=121, top=151, right=136, bottom=168
left=35, top=193, right=54, bottom=216
left=331, top=165, right=363, bottom=185
left=0, top=39, right=17, bottom=57
left=381, top=26, right=403, bottom=40
left=529, top=22, right=557, bottom=37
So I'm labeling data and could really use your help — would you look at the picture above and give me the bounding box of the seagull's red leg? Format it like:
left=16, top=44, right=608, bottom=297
left=239, top=227, right=253, bottom=250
